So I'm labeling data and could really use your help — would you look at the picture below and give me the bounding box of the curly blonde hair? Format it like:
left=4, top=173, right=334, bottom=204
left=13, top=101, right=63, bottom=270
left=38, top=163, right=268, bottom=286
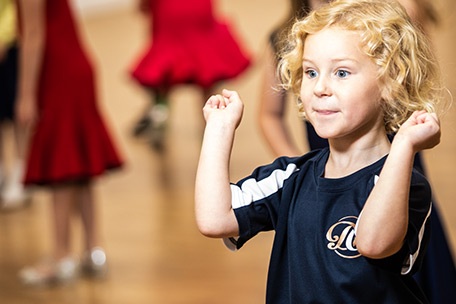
left=278, top=0, right=444, bottom=133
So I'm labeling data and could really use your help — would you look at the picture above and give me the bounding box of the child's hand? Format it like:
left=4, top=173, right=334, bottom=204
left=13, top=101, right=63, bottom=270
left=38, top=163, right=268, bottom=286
left=395, top=110, right=441, bottom=152
left=203, top=89, right=244, bottom=130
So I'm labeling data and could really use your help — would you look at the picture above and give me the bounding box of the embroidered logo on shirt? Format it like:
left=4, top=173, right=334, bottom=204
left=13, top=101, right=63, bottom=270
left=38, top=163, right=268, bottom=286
left=326, top=216, right=361, bottom=259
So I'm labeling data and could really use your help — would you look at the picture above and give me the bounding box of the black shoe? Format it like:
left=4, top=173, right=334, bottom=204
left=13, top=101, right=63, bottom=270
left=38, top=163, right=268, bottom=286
left=132, top=116, right=152, bottom=137
left=147, top=104, right=169, bottom=151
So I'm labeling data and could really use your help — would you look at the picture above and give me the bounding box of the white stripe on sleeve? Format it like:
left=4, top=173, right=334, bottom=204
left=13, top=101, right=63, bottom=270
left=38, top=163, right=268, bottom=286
left=230, top=163, right=298, bottom=209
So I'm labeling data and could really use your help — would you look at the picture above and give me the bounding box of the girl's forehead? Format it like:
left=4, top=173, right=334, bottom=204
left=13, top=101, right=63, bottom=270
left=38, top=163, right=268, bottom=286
left=305, top=28, right=362, bottom=45
left=303, top=28, right=371, bottom=62
left=304, top=27, right=365, bottom=50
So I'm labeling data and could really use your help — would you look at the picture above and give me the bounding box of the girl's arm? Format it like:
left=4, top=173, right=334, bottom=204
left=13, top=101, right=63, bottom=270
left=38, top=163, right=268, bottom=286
left=258, top=44, right=301, bottom=157
left=356, top=111, right=440, bottom=259
left=16, top=0, right=45, bottom=127
left=195, top=89, right=243, bottom=238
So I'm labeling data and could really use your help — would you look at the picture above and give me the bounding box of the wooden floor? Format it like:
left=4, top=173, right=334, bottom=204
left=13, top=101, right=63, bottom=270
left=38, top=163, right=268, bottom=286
left=1, top=1, right=455, bottom=303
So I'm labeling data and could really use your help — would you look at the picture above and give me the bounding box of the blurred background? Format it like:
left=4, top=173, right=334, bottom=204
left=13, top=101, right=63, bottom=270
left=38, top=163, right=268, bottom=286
left=0, top=0, right=454, bottom=303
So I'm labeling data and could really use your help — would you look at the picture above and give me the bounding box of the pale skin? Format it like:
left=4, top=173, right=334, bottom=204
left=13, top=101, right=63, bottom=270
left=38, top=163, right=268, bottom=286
left=195, top=28, right=440, bottom=260
left=258, top=0, right=435, bottom=158
left=16, top=0, right=101, bottom=263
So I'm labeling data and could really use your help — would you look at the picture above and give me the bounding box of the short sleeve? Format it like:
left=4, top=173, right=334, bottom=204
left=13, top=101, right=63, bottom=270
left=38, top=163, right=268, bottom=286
left=223, top=156, right=302, bottom=250
left=366, top=170, right=432, bottom=275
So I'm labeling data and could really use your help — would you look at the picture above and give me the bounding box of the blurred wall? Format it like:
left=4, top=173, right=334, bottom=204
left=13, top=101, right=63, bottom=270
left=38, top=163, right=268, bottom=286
left=72, top=0, right=134, bottom=16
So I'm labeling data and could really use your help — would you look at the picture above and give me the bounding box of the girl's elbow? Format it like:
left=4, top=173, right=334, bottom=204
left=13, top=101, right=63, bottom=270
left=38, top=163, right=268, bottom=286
left=196, top=219, right=227, bottom=238
left=355, top=222, right=406, bottom=259
left=356, top=238, right=403, bottom=259
left=196, top=214, right=238, bottom=239
left=197, top=222, right=221, bottom=238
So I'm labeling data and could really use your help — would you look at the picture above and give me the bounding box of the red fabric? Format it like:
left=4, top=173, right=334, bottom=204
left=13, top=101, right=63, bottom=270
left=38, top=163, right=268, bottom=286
left=23, top=0, right=123, bottom=185
left=130, top=0, right=251, bottom=89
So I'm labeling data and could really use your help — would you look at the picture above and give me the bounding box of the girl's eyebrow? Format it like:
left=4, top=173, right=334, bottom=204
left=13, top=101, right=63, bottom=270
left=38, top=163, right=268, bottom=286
left=302, top=57, right=360, bottom=64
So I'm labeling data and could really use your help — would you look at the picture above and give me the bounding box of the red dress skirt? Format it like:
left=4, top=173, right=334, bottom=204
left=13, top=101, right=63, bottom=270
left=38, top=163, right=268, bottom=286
left=22, top=0, right=123, bottom=185
left=130, top=0, right=251, bottom=89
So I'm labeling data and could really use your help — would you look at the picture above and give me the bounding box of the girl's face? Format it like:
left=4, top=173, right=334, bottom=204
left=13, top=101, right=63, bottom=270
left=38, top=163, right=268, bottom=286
left=300, top=28, right=384, bottom=142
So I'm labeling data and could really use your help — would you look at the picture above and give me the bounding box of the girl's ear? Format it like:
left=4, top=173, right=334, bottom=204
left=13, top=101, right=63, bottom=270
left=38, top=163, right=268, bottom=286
left=380, top=88, right=389, bottom=101
left=378, top=79, right=391, bottom=103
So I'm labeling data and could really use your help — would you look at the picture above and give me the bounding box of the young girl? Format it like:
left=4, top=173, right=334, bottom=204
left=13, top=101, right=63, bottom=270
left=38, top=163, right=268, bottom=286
left=129, top=0, right=251, bottom=149
left=195, top=0, right=443, bottom=302
left=16, top=0, right=123, bottom=285
left=258, top=0, right=456, bottom=301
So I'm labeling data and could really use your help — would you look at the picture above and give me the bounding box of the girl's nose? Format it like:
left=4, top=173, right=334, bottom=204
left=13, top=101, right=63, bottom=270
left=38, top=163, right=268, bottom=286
left=313, top=75, right=332, bottom=97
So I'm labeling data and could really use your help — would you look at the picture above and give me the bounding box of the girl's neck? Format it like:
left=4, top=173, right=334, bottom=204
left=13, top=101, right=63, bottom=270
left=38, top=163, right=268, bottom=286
left=324, top=135, right=390, bottom=178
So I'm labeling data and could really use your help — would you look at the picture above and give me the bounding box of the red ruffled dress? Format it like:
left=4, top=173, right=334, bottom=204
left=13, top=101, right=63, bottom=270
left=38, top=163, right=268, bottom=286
left=130, top=0, right=251, bottom=89
left=21, top=0, right=123, bottom=185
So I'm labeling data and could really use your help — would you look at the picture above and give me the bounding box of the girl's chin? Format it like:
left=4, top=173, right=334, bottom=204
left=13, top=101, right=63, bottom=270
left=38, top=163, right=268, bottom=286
left=310, top=125, right=334, bottom=139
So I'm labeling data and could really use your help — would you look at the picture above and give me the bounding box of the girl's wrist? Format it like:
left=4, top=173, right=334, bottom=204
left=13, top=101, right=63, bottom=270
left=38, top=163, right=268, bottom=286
left=390, top=135, right=416, bottom=158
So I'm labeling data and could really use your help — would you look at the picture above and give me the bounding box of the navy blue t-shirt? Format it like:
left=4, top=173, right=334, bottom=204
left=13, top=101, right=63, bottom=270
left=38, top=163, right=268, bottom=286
left=226, top=148, right=431, bottom=303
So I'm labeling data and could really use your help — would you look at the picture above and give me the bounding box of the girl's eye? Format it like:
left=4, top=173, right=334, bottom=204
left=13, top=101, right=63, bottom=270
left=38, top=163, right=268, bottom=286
left=305, top=69, right=318, bottom=78
left=336, top=69, right=350, bottom=78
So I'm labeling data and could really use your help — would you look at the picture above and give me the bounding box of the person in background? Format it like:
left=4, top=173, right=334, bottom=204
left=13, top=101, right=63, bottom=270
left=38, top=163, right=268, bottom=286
left=195, top=0, right=443, bottom=302
left=16, top=0, right=123, bottom=286
left=0, top=0, right=29, bottom=209
left=129, top=0, right=251, bottom=150
left=259, top=0, right=330, bottom=156
left=258, top=0, right=456, bottom=302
